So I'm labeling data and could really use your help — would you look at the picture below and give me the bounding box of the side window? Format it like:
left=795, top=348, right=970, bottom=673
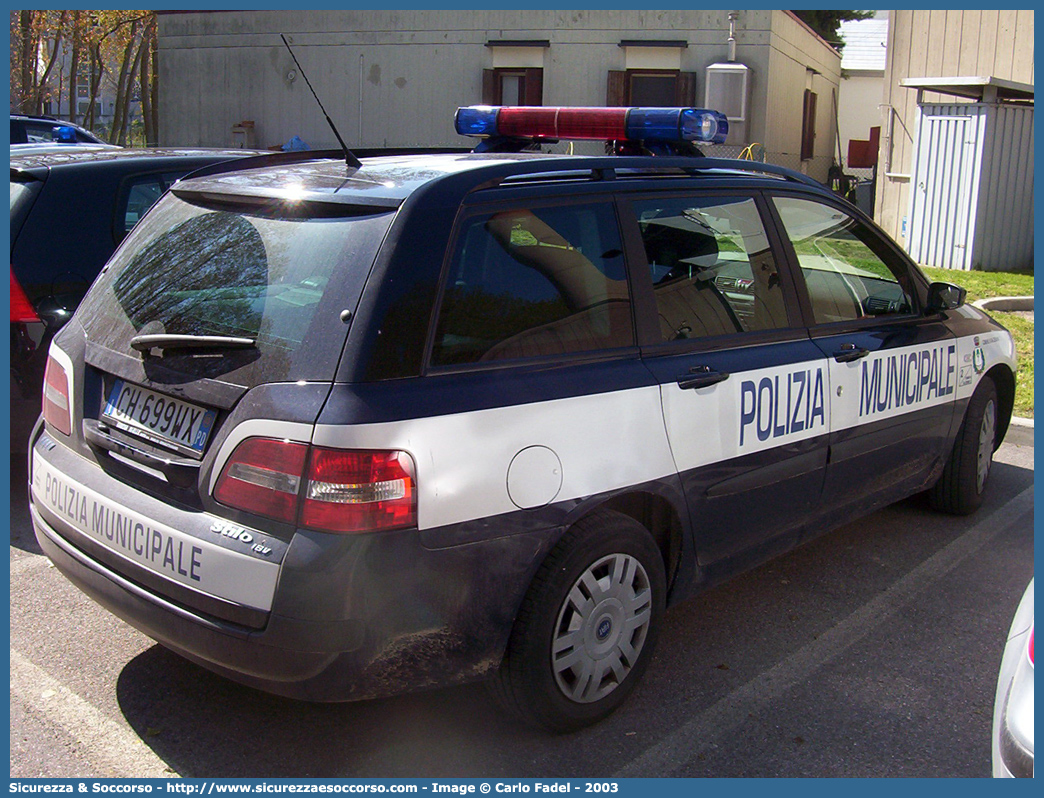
left=773, top=196, right=916, bottom=325
left=634, top=196, right=790, bottom=342
left=24, top=121, right=58, bottom=143
left=116, top=173, right=182, bottom=240
left=432, top=202, right=633, bottom=366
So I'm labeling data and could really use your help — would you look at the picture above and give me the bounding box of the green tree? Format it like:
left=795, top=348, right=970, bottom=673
left=792, top=10, right=875, bottom=50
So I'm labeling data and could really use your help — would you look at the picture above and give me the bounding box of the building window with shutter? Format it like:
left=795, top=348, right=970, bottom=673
left=801, top=89, right=817, bottom=161
left=606, top=70, right=696, bottom=107
left=608, top=41, right=694, bottom=107
left=483, top=41, right=548, bottom=106
left=483, top=68, right=544, bottom=105
left=629, top=71, right=680, bottom=105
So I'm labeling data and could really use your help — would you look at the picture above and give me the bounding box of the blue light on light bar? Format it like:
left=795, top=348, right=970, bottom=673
left=679, top=109, right=730, bottom=145
left=454, top=106, right=499, bottom=137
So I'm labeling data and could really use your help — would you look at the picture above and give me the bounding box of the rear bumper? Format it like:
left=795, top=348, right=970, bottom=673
left=34, top=508, right=349, bottom=695
left=29, top=434, right=561, bottom=702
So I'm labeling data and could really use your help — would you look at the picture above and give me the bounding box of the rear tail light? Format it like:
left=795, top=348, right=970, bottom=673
left=42, top=354, right=72, bottom=436
left=302, top=448, right=416, bottom=533
left=214, top=438, right=417, bottom=533
left=11, top=268, right=40, bottom=323
left=1028, top=626, right=1034, bottom=667
left=214, top=438, right=308, bottom=524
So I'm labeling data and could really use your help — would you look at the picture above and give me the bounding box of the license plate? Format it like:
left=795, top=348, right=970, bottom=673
left=102, top=380, right=216, bottom=457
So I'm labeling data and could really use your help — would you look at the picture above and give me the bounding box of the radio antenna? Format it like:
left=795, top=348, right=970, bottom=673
left=281, top=34, right=361, bottom=169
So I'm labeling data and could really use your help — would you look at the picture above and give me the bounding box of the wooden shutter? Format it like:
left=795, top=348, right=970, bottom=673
left=523, top=68, right=544, bottom=105
left=607, top=70, right=627, bottom=106
left=675, top=72, right=697, bottom=106
left=482, top=69, right=499, bottom=105
left=801, top=89, right=817, bottom=161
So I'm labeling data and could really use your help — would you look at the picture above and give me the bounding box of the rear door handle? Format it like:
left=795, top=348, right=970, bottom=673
left=677, top=365, right=730, bottom=390
left=833, top=343, right=870, bottom=363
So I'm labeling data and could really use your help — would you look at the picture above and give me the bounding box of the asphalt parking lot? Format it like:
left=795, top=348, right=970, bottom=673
left=9, top=426, right=1033, bottom=778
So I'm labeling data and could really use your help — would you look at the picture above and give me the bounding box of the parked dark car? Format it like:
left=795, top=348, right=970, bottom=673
left=10, top=147, right=264, bottom=452
left=10, top=114, right=106, bottom=145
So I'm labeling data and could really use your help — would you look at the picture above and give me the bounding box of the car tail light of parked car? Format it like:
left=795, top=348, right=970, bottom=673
left=10, top=268, right=40, bottom=323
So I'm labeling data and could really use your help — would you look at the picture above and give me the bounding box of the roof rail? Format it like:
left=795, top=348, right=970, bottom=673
left=465, top=155, right=826, bottom=194
left=683, top=157, right=825, bottom=188
left=180, top=148, right=348, bottom=182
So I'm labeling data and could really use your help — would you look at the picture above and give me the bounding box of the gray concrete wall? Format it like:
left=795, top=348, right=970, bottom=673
left=157, top=9, right=838, bottom=179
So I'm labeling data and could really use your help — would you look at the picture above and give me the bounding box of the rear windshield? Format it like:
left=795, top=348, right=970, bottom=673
left=76, top=193, right=394, bottom=385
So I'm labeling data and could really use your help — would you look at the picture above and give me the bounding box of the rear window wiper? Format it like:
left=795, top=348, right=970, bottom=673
left=130, top=333, right=257, bottom=357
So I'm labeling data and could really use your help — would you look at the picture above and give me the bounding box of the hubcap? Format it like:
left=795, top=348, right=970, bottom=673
left=976, top=398, right=997, bottom=493
left=551, top=553, right=652, bottom=704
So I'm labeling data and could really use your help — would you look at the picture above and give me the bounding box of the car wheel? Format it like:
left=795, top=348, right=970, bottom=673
left=930, top=377, right=999, bottom=515
left=493, top=509, right=666, bottom=732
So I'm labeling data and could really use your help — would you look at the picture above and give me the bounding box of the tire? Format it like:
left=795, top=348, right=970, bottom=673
left=930, top=377, right=999, bottom=515
left=493, top=509, right=666, bottom=733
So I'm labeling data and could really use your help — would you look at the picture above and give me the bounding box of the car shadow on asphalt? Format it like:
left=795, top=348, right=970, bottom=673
left=114, top=646, right=540, bottom=778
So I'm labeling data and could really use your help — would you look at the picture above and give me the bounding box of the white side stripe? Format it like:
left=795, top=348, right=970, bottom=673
left=313, top=385, right=678, bottom=531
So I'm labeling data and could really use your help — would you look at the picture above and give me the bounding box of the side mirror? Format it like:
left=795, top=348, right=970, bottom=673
left=926, top=281, right=966, bottom=313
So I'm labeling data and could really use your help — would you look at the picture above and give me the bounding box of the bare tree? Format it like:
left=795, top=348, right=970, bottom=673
left=108, top=18, right=138, bottom=144
left=139, top=25, right=154, bottom=145
left=67, top=11, right=82, bottom=122
left=140, top=14, right=158, bottom=145
left=33, top=11, right=68, bottom=113
left=16, top=11, right=37, bottom=113
left=11, top=10, right=156, bottom=141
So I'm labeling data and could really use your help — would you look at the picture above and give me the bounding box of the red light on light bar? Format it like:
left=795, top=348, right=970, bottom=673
left=498, top=107, right=560, bottom=138
left=496, top=107, right=630, bottom=141
left=557, top=108, right=628, bottom=140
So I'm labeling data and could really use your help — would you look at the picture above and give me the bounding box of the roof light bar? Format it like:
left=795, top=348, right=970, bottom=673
left=454, top=106, right=729, bottom=144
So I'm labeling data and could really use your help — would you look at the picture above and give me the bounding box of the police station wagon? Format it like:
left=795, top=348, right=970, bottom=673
left=29, top=106, right=1017, bottom=732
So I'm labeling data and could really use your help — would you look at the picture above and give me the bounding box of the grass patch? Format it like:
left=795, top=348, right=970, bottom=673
left=993, top=311, right=1034, bottom=419
left=919, top=267, right=1033, bottom=418
left=919, top=266, right=1034, bottom=302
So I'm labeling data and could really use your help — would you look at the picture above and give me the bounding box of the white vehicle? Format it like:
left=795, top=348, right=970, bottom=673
left=992, top=577, right=1034, bottom=777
